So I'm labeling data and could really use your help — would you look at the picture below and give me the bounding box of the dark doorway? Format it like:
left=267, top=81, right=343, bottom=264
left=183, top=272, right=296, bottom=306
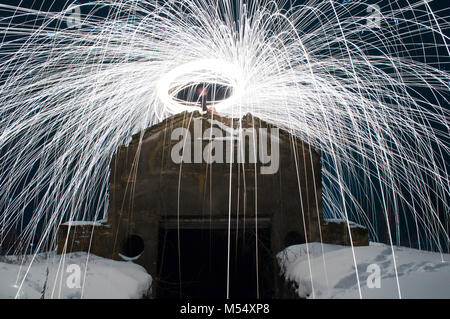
left=157, top=219, right=273, bottom=299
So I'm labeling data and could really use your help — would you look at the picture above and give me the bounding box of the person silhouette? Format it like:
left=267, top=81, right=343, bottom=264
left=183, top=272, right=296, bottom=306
left=197, top=86, right=208, bottom=111
left=197, top=85, right=217, bottom=113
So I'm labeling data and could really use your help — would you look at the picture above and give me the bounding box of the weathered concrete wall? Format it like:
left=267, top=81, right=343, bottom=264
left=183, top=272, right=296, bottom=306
left=106, top=111, right=324, bottom=297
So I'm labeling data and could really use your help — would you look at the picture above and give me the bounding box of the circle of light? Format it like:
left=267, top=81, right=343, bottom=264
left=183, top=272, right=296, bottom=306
left=157, top=59, right=244, bottom=114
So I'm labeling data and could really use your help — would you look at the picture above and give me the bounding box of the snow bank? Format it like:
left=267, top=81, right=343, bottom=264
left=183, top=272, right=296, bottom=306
left=0, top=252, right=152, bottom=299
left=277, top=242, right=450, bottom=299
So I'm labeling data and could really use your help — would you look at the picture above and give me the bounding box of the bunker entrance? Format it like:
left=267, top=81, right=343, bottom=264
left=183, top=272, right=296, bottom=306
left=157, top=219, right=274, bottom=299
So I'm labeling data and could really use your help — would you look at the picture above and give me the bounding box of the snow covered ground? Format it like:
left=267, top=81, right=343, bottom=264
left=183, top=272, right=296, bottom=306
left=0, top=252, right=152, bottom=299
left=2, top=243, right=448, bottom=299
left=277, top=242, right=450, bottom=299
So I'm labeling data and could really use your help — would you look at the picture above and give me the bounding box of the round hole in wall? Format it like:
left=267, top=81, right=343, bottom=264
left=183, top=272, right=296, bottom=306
left=120, top=234, right=144, bottom=260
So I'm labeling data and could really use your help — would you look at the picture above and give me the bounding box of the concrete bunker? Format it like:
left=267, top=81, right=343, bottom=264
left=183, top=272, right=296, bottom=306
left=58, top=110, right=369, bottom=298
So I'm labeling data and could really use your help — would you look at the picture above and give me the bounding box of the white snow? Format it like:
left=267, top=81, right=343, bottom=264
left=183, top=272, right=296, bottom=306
left=118, top=252, right=142, bottom=261
left=277, top=242, right=450, bottom=299
left=323, top=218, right=367, bottom=229
left=61, top=220, right=107, bottom=227
left=0, top=252, right=152, bottom=299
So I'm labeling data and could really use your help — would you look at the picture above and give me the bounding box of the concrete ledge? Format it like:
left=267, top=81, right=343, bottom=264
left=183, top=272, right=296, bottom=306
left=321, top=219, right=369, bottom=246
